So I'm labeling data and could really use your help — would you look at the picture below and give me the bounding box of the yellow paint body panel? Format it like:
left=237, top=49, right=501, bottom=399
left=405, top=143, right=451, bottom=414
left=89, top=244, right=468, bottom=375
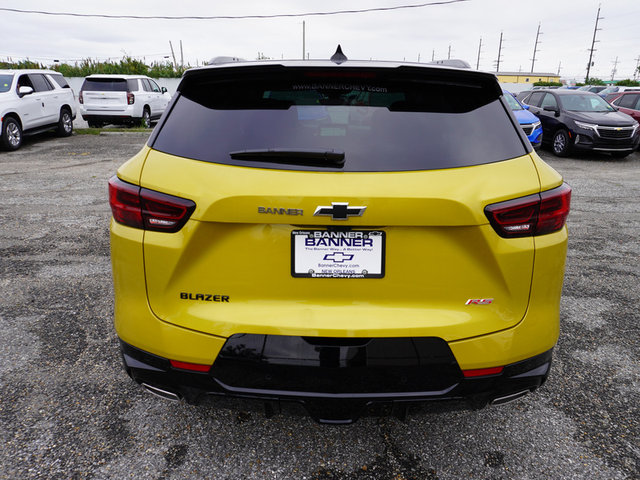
left=111, top=147, right=567, bottom=368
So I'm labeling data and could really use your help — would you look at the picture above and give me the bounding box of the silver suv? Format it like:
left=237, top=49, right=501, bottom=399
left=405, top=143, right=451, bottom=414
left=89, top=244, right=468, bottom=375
left=79, top=74, right=170, bottom=128
left=0, top=69, right=76, bottom=151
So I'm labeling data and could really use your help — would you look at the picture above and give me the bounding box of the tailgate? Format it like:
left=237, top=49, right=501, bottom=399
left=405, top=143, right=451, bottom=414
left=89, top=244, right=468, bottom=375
left=140, top=149, right=541, bottom=341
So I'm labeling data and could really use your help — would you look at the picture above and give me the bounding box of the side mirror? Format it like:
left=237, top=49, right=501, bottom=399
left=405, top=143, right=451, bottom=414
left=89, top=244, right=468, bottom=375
left=161, top=87, right=168, bottom=94
left=18, top=86, right=34, bottom=97
left=543, top=106, right=560, bottom=115
left=522, top=104, right=530, bottom=110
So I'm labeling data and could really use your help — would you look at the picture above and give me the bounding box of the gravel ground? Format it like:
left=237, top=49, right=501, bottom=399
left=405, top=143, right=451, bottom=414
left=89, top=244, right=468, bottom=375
left=0, top=132, right=638, bottom=480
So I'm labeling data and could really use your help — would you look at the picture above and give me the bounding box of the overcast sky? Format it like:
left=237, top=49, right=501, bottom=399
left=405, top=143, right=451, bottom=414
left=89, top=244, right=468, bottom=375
left=1, top=0, right=639, bottom=81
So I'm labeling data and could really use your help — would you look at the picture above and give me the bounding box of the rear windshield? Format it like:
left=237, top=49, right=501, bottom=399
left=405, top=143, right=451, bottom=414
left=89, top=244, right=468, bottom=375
left=81, top=78, right=129, bottom=92
left=151, top=67, right=528, bottom=172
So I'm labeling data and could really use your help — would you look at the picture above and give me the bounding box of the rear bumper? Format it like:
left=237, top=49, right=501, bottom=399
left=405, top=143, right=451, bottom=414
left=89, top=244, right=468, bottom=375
left=120, top=337, right=552, bottom=424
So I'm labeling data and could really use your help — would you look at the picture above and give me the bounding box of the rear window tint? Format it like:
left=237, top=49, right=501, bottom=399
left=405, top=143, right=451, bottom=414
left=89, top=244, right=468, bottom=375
left=151, top=67, right=528, bottom=172
left=0, top=74, right=13, bottom=92
left=49, top=74, right=70, bottom=88
left=81, top=78, right=129, bottom=92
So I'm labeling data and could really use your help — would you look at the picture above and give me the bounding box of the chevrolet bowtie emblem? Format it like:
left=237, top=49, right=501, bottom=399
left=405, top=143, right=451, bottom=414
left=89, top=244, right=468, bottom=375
left=314, top=202, right=367, bottom=220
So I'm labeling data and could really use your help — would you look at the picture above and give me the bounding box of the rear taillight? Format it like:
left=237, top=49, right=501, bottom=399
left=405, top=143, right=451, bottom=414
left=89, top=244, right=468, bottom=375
left=485, top=183, right=571, bottom=238
left=127, top=92, right=135, bottom=105
left=78, top=91, right=83, bottom=104
left=108, top=176, right=195, bottom=233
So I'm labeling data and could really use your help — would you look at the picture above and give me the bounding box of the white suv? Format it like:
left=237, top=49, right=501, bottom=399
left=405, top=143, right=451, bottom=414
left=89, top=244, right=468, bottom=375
left=0, top=69, right=76, bottom=151
left=78, top=74, right=170, bottom=128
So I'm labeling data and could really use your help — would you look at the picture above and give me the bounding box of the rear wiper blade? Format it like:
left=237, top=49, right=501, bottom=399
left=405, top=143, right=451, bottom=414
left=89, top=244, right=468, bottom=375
left=229, top=148, right=345, bottom=168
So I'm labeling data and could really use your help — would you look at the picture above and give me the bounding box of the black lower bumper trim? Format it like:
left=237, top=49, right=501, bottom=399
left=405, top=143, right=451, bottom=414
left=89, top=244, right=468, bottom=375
left=119, top=336, right=553, bottom=424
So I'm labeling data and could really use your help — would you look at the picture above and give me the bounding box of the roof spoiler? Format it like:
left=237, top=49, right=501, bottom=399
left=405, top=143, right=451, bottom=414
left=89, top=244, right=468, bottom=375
left=208, top=56, right=245, bottom=66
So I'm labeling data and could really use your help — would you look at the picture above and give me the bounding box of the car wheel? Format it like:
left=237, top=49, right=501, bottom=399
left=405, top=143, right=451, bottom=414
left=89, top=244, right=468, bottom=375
left=57, top=108, right=73, bottom=137
left=552, top=129, right=571, bottom=157
left=1, top=116, right=23, bottom=151
left=139, top=108, right=151, bottom=128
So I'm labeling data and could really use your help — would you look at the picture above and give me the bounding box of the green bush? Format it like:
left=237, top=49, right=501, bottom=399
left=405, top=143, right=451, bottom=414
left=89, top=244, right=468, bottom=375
left=1, top=56, right=188, bottom=78
left=533, top=81, right=563, bottom=87
left=615, top=79, right=640, bottom=87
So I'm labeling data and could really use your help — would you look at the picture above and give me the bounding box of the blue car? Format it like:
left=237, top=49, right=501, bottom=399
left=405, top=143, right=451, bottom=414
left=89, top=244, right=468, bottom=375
left=503, top=90, right=543, bottom=148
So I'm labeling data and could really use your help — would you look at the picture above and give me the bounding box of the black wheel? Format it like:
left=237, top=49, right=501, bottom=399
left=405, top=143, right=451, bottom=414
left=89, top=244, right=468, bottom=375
left=551, top=129, right=571, bottom=157
left=57, top=108, right=73, bottom=137
left=610, top=151, right=631, bottom=159
left=1, top=116, right=23, bottom=151
left=139, top=108, right=151, bottom=128
left=87, top=120, right=103, bottom=128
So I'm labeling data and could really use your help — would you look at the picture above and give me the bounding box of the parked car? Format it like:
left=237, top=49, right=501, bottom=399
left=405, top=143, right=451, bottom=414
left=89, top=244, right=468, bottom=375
left=0, top=69, right=76, bottom=151
left=609, top=91, right=640, bottom=124
left=577, top=85, right=607, bottom=94
left=109, top=50, right=571, bottom=423
left=519, top=90, right=639, bottom=157
left=598, top=85, right=640, bottom=98
left=503, top=90, right=542, bottom=147
left=79, top=74, right=170, bottom=128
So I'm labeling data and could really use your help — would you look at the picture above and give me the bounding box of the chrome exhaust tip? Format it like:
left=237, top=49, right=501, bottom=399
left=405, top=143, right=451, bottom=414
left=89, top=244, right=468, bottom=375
left=142, top=383, right=182, bottom=402
left=490, top=389, right=530, bottom=406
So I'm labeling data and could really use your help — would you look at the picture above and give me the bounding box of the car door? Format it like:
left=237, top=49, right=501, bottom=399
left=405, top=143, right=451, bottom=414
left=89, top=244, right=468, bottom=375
left=523, top=92, right=555, bottom=136
left=146, top=79, right=164, bottom=117
left=28, top=74, right=58, bottom=125
left=15, top=74, right=42, bottom=129
left=139, top=78, right=153, bottom=115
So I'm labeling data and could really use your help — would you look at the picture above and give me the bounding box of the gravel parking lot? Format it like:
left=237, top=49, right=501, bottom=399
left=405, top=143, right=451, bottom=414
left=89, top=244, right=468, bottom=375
left=0, top=132, right=638, bottom=480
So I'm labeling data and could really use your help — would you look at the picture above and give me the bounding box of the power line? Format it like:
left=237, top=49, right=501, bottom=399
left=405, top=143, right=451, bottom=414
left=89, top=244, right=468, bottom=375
left=0, top=2, right=469, bottom=21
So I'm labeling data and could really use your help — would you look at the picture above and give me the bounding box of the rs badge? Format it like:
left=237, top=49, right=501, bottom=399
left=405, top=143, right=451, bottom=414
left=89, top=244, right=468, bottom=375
left=465, top=298, right=494, bottom=305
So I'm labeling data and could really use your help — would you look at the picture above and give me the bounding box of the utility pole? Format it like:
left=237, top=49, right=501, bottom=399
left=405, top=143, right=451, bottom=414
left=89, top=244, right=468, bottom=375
left=531, top=22, right=543, bottom=73
left=611, top=56, right=619, bottom=82
left=448, top=44, right=452, bottom=60
left=169, top=41, right=177, bottom=70
left=557, top=61, right=562, bottom=76
left=180, top=40, right=184, bottom=69
left=302, top=21, right=306, bottom=60
left=431, top=50, right=435, bottom=61
left=585, top=5, right=603, bottom=83
left=495, top=32, right=504, bottom=73
left=633, top=56, right=640, bottom=80
left=476, top=37, right=482, bottom=70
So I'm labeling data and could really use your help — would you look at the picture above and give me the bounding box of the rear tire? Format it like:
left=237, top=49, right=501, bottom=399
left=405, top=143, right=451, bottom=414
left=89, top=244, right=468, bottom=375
left=1, top=116, right=22, bottom=151
left=551, top=129, right=571, bottom=157
left=57, top=108, right=73, bottom=137
left=139, top=108, right=151, bottom=128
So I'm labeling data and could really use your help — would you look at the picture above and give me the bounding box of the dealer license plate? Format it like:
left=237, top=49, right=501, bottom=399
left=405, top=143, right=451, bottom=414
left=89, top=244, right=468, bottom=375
left=291, top=230, right=385, bottom=278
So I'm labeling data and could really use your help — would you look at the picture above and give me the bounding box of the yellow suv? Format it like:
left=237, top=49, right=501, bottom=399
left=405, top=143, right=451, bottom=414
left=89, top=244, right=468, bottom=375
left=109, top=51, right=571, bottom=423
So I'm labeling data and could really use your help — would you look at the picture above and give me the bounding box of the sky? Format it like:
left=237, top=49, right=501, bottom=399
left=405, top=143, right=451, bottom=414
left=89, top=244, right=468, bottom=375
left=1, top=0, right=639, bottom=82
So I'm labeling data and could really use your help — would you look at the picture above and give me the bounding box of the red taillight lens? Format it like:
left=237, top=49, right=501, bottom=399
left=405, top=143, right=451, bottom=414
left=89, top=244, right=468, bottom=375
left=485, top=183, right=571, bottom=238
left=462, top=366, right=504, bottom=378
left=108, top=176, right=195, bottom=232
left=170, top=360, right=211, bottom=373
left=127, top=92, right=135, bottom=105
left=78, top=91, right=83, bottom=104
left=109, top=176, right=143, bottom=228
